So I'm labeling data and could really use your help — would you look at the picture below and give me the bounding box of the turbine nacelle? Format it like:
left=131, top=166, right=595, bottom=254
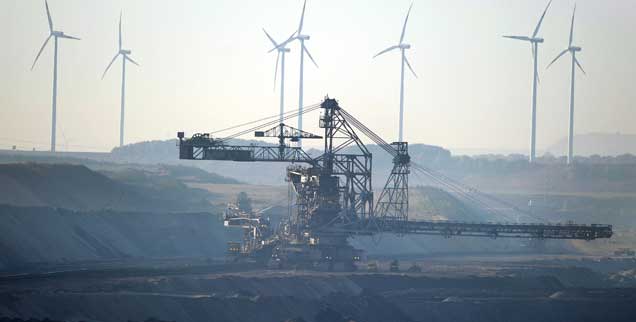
left=31, top=1, right=80, bottom=71
left=291, top=1, right=318, bottom=69
left=546, top=5, right=585, bottom=76
left=503, top=1, right=551, bottom=45
left=502, top=36, right=543, bottom=44
left=102, top=12, right=140, bottom=80
left=278, top=47, right=291, bottom=53
left=399, top=43, right=411, bottom=49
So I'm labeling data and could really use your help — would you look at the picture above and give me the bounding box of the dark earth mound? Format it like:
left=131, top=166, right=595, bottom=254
left=1, top=272, right=634, bottom=322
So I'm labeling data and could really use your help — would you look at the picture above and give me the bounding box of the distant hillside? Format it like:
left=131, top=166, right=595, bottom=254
left=5, top=137, right=636, bottom=196
left=546, top=133, right=636, bottom=157
left=109, top=138, right=452, bottom=185
left=0, top=150, right=241, bottom=185
left=106, top=138, right=636, bottom=194
left=109, top=139, right=288, bottom=185
left=110, top=139, right=180, bottom=163
left=409, top=186, right=493, bottom=222
left=0, top=163, right=214, bottom=212
left=100, top=164, right=240, bottom=186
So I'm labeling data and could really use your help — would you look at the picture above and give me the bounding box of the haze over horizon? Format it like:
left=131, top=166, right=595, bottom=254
left=1, top=0, right=635, bottom=153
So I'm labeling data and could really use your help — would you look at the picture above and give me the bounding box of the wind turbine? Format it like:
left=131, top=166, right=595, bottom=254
left=102, top=11, right=140, bottom=147
left=373, top=3, right=417, bottom=142
left=263, top=29, right=296, bottom=124
left=31, top=0, right=80, bottom=152
left=293, top=0, right=318, bottom=147
left=503, top=0, right=552, bottom=163
left=547, top=5, right=585, bottom=165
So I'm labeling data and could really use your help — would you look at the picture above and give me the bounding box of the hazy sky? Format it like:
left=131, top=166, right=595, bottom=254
left=1, top=0, right=635, bottom=153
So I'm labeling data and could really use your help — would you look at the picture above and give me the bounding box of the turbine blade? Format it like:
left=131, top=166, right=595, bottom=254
left=400, top=2, right=413, bottom=44
left=45, top=0, right=53, bottom=32
left=404, top=56, right=417, bottom=78
left=263, top=28, right=279, bottom=49
left=273, top=51, right=280, bottom=91
left=59, top=34, right=81, bottom=40
left=125, top=55, right=140, bottom=66
left=31, top=35, right=52, bottom=70
left=373, top=45, right=400, bottom=58
left=101, top=53, right=120, bottom=79
left=119, top=11, right=122, bottom=51
left=298, top=0, right=306, bottom=34
left=546, top=48, right=568, bottom=69
left=574, top=56, right=586, bottom=75
left=303, top=44, right=318, bottom=68
left=280, top=30, right=297, bottom=47
left=502, top=35, right=531, bottom=42
left=269, top=30, right=297, bottom=53
left=532, top=0, right=552, bottom=38
left=569, top=5, right=576, bottom=46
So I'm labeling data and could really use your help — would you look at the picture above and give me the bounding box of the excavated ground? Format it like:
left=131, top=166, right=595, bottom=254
left=1, top=258, right=635, bottom=322
left=1, top=162, right=635, bottom=321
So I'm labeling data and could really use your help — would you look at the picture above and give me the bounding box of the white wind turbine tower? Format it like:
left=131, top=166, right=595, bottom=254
left=503, top=0, right=552, bottom=163
left=31, top=0, right=80, bottom=152
left=373, top=3, right=417, bottom=142
left=547, top=5, right=585, bottom=165
left=263, top=29, right=296, bottom=124
left=102, top=12, right=140, bottom=147
left=293, top=0, right=319, bottom=147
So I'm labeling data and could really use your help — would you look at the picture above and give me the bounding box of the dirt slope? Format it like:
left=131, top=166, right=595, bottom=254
left=0, top=205, right=238, bottom=270
left=0, top=163, right=211, bottom=212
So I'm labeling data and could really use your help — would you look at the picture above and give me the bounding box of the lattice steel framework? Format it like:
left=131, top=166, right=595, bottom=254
left=177, top=97, right=613, bottom=253
left=375, top=142, right=410, bottom=228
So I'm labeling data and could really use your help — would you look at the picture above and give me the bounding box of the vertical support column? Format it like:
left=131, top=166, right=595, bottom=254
left=278, top=123, right=285, bottom=159
left=298, top=39, right=304, bottom=148
left=280, top=51, right=286, bottom=125
left=399, top=49, right=405, bottom=142
left=120, top=56, right=126, bottom=147
left=567, top=52, right=575, bottom=165
left=51, top=36, right=58, bottom=152
left=530, top=42, right=538, bottom=163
